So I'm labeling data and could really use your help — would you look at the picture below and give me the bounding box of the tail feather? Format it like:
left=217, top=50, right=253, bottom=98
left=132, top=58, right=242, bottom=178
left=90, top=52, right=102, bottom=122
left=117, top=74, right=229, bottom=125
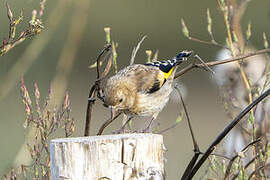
left=144, top=50, right=192, bottom=73
left=175, top=50, right=193, bottom=61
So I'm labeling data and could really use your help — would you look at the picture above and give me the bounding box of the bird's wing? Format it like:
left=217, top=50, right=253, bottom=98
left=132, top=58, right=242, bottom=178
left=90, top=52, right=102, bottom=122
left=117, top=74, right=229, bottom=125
left=124, top=64, right=167, bottom=94
left=121, top=51, right=192, bottom=94
left=140, top=68, right=166, bottom=94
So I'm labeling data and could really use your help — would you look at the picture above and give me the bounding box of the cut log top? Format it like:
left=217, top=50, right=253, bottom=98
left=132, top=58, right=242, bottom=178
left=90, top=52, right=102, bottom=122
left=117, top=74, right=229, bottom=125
left=51, top=133, right=161, bottom=143
left=50, top=133, right=165, bottom=180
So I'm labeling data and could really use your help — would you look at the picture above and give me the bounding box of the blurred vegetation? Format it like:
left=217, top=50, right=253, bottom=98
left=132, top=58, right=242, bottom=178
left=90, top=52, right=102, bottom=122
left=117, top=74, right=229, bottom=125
left=1, top=0, right=270, bottom=179
left=3, top=80, right=74, bottom=179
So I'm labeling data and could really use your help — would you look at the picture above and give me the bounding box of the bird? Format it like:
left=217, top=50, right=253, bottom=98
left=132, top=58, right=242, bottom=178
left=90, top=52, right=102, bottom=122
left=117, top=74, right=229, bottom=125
left=103, top=50, right=192, bottom=132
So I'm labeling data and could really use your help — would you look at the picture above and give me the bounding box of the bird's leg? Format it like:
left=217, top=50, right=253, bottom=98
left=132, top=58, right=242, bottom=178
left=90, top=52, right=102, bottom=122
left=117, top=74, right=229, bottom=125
left=113, top=116, right=133, bottom=134
left=122, top=114, right=131, bottom=132
left=140, top=113, right=158, bottom=133
left=142, top=117, right=155, bottom=133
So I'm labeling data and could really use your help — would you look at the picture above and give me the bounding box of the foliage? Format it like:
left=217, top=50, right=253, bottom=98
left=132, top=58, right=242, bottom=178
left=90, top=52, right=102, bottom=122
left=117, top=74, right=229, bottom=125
left=0, top=0, right=46, bottom=56
left=180, top=0, right=270, bottom=179
left=3, top=80, right=75, bottom=180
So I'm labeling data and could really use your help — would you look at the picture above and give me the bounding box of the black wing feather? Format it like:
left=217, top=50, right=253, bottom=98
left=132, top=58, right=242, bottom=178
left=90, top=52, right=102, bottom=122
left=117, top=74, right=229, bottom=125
left=147, top=80, right=162, bottom=93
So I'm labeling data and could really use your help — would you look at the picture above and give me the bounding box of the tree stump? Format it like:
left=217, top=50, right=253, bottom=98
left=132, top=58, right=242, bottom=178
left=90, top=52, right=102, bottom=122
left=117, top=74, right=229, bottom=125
left=50, top=133, right=165, bottom=180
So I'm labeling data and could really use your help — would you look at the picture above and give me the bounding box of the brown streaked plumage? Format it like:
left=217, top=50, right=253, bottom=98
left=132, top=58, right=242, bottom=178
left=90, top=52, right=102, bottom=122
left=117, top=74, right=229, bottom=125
left=103, top=51, right=192, bottom=131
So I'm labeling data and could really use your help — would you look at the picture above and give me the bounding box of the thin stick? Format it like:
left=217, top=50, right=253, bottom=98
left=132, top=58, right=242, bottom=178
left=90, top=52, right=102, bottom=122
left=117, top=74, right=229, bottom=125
left=198, top=151, right=231, bottom=160
left=188, top=37, right=228, bottom=50
left=223, top=139, right=261, bottom=180
left=84, top=45, right=112, bottom=136
left=174, top=48, right=270, bottom=79
left=97, top=44, right=112, bottom=80
left=194, top=55, right=215, bottom=74
left=84, top=85, right=97, bottom=136
left=175, top=84, right=199, bottom=152
left=130, top=35, right=147, bottom=65
left=248, top=163, right=270, bottom=180
left=97, top=112, right=121, bottom=135
left=182, top=87, right=270, bottom=180
left=158, top=119, right=181, bottom=134
left=231, top=154, right=260, bottom=180
left=175, top=83, right=200, bottom=179
left=114, top=116, right=133, bottom=134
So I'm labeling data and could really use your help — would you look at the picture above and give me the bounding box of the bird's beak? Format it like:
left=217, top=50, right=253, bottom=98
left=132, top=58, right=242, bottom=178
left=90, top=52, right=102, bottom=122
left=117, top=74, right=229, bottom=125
left=110, top=106, right=118, bottom=119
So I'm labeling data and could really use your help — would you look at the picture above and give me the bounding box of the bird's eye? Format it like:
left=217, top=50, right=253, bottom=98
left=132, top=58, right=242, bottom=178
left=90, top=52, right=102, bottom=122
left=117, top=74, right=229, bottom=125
left=119, top=99, right=123, bottom=103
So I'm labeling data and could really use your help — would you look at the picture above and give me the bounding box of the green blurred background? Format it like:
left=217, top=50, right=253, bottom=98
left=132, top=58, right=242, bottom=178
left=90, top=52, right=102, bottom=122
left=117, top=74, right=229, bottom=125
left=0, top=0, right=269, bottom=179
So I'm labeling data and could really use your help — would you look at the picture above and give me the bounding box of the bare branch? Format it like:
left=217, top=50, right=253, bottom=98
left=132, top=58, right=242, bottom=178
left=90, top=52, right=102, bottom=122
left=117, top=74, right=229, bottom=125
left=194, top=54, right=215, bottom=74
left=84, top=45, right=112, bottom=136
left=181, top=18, right=228, bottom=50
left=248, top=163, right=270, bottom=180
left=182, top=87, right=270, bottom=179
left=97, top=112, right=121, bottom=135
left=130, top=35, right=147, bottom=65
left=175, top=48, right=270, bottom=79
left=175, top=83, right=200, bottom=179
left=1, top=1, right=46, bottom=56
left=223, top=139, right=261, bottom=180
left=157, top=113, right=183, bottom=134
left=175, top=83, right=199, bottom=152
left=231, top=153, right=261, bottom=180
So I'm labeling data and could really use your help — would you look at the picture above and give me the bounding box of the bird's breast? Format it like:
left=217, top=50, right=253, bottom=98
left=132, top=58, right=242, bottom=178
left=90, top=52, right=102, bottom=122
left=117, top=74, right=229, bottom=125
left=130, top=81, right=173, bottom=116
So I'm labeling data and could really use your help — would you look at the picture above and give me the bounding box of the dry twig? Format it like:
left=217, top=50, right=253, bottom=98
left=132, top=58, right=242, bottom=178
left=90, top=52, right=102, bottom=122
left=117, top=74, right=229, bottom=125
left=97, top=112, right=122, bottom=135
left=182, top=88, right=270, bottom=179
left=0, top=0, right=47, bottom=56
left=84, top=45, right=112, bottom=136
left=175, top=48, right=270, bottom=79
left=223, top=139, right=261, bottom=180
left=130, top=35, right=147, bottom=65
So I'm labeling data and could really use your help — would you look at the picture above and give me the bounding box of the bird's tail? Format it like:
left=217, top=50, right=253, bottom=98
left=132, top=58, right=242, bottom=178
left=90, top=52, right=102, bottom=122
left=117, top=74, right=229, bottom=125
left=144, top=50, right=192, bottom=73
left=173, top=50, right=193, bottom=65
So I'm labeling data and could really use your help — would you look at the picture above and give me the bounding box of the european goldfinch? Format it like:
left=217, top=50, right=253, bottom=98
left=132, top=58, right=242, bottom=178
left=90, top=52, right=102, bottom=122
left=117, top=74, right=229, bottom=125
left=103, top=51, right=192, bottom=131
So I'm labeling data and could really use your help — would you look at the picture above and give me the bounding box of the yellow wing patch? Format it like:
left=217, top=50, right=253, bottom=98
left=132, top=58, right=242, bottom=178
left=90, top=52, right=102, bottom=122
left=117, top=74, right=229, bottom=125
left=156, top=67, right=174, bottom=88
left=163, top=67, right=174, bottom=79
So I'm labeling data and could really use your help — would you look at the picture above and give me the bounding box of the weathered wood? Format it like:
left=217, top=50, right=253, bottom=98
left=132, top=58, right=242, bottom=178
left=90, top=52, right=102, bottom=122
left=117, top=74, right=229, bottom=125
left=50, top=133, right=165, bottom=180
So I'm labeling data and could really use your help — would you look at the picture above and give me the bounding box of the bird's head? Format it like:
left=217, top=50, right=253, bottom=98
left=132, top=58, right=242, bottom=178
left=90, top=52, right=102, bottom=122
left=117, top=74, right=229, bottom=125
left=103, top=76, right=136, bottom=112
